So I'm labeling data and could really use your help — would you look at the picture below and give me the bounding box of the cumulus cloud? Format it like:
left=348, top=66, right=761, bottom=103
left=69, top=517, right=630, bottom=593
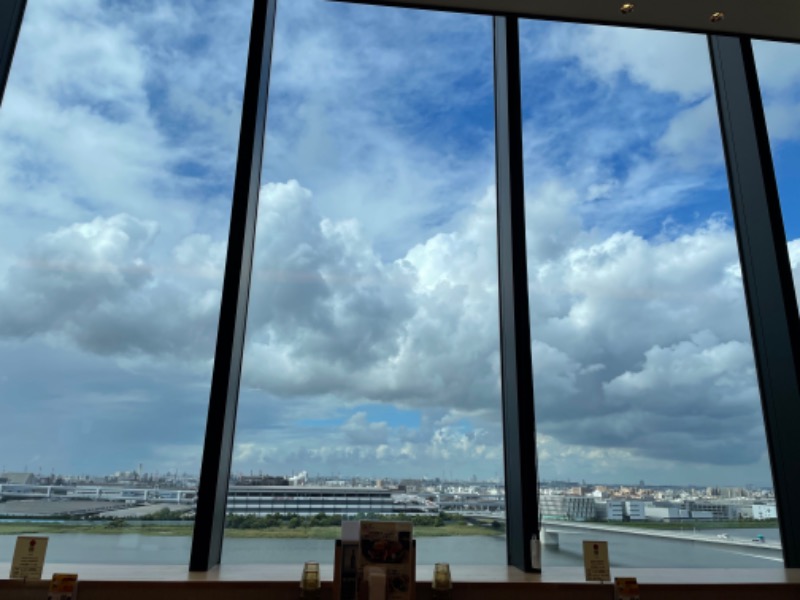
left=527, top=206, right=769, bottom=467
left=0, top=180, right=785, bottom=480
left=261, top=0, right=495, bottom=258
left=2, top=0, right=799, bottom=484
left=343, top=412, right=392, bottom=446
left=0, top=0, right=248, bottom=254
left=0, top=214, right=223, bottom=361
left=0, top=215, right=157, bottom=337
left=241, top=180, right=501, bottom=416
left=229, top=170, right=788, bottom=480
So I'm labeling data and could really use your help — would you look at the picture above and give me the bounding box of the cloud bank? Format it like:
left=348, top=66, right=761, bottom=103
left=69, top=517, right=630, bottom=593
left=1, top=1, right=799, bottom=486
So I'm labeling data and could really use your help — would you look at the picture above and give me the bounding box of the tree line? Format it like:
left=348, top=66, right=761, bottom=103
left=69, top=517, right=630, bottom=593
left=225, top=512, right=460, bottom=529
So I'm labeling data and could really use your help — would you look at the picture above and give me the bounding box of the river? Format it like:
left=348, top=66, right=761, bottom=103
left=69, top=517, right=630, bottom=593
left=0, top=528, right=782, bottom=569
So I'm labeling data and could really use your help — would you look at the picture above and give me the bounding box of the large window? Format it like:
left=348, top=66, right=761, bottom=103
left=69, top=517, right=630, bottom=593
left=0, top=0, right=250, bottom=564
left=2, top=0, right=799, bottom=574
left=222, top=0, right=505, bottom=565
left=521, top=22, right=781, bottom=568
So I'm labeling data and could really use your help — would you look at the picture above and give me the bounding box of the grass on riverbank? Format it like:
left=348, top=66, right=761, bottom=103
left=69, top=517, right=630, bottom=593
left=1, top=519, right=777, bottom=538
left=0, top=522, right=501, bottom=538
left=225, top=524, right=501, bottom=539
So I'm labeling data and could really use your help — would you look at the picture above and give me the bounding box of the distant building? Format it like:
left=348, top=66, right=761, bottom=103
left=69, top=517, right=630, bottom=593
left=225, top=486, right=435, bottom=516
left=625, top=501, right=646, bottom=521
left=720, top=487, right=747, bottom=499
left=0, top=472, right=37, bottom=485
left=683, top=501, right=735, bottom=521
left=645, top=505, right=687, bottom=522
left=236, top=475, right=289, bottom=486
left=691, top=510, right=714, bottom=521
left=594, top=499, right=624, bottom=521
left=752, top=504, right=778, bottom=520
left=540, top=495, right=596, bottom=521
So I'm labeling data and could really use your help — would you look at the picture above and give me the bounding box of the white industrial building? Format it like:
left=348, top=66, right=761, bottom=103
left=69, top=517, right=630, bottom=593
left=753, top=504, right=778, bottom=520
left=625, top=501, right=646, bottom=521
left=646, top=505, right=688, bottom=522
left=540, top=495, right=597, bottom=521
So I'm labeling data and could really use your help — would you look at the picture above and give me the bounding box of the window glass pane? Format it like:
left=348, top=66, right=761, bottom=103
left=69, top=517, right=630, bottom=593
left=224, top=0, right=504, bottom=565
left=0, top=0, right=250, bottom=565
left=753, top=40, right=800, bottom=313
left=520, top=22, right=781, bottom=568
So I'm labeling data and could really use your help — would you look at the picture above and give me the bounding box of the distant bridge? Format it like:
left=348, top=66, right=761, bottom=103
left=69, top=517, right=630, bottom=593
left=541, top=520, right=782, bottom=555
left=452, top=513, right=781, bottom=556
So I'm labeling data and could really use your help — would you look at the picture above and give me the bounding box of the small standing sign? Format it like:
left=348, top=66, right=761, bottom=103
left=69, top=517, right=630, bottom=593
left=358, top=520, right=414, bottom=600
left=9, top=536, right=49, bottom=580
left=582, top=540, right=611, bottom=582
left=48, top=573, right=79, bottom=600
left=614, top=577, right=641, bottom=600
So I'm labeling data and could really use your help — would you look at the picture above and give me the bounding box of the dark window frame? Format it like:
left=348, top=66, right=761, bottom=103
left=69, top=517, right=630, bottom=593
left=2, top=0, right=798, bottom=572
left=0, top=0, right=26, bottom=107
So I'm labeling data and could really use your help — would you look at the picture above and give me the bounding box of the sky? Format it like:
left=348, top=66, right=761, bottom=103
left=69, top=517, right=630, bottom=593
left=1, top=0, right=799, bottom=488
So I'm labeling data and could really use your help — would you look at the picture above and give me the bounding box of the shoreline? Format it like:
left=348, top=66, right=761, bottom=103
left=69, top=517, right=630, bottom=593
left=0, top=519, right=778, bottom=538
left=0, top=523, right=503, bottom=538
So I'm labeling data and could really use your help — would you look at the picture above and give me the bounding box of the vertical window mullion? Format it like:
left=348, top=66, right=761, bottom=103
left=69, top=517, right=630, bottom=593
left=709, top=34, right=800, bottom=568
left=0, top=0, right=26, bottom=107
left=494, top=15, right=540, bottom=573
left=190, top=0, right=278, bottom=572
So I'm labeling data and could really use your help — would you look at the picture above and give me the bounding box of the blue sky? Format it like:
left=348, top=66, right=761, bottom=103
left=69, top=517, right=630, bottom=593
left=0, top=0, right=798, bottom=488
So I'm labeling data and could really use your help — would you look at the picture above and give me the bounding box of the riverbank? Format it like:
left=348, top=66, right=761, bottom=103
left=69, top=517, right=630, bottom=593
left=0, top=519, right=778, bottom=538
left=0, top=522, right=502, bottom=538
left=0, top=528, right=782, bottom=568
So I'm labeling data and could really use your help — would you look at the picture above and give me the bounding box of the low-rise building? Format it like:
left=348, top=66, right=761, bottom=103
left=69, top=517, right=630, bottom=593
left=226, top=486, right=436, bottom=516
left=607, top=500, right=625, bottom=521
left=645, top=505, right=690, bottom=522
left=540, top=495, right=596, bottom=521
left=625, top=501, right=646, bottom=521
left=752, top=504, right=778, bottom=520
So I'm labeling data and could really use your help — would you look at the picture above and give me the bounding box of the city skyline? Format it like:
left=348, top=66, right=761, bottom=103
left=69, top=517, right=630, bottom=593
left=0, top=465, right=778, bottom=492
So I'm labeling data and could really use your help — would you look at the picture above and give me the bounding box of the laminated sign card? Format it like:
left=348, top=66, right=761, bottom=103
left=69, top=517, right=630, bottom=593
left=359, top=520, right=413, bottom=600
left=10, top=536, right=49, bottom=580
left=582, top=540, right=611, bottom=582
left=48, top=573, right=79, bottom=600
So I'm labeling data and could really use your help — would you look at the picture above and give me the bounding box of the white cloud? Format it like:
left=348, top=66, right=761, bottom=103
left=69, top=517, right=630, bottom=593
left=752, top=41, right=800, bottom=95
left=343, top=412, right=391, bottom=446
left=0, top=215, right=156, bottom=337
left=229, top=407, right=502, bottom=479
left=657, top=96, right=722, bottom=169
left=241, top=180, right=501, bottom=418
left=534, top=24, right=711, bottom=101
left=261, top=0, right=495, bottom=259
left=0, top=0, right=248, bottom=256
left=2, top=0, right=798, bottom=485
left=528, top=210, right=761, bottom=456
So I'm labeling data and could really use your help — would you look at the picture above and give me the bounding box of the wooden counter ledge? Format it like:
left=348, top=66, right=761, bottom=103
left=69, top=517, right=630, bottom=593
left=1, top=564, right=799, bottom=600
